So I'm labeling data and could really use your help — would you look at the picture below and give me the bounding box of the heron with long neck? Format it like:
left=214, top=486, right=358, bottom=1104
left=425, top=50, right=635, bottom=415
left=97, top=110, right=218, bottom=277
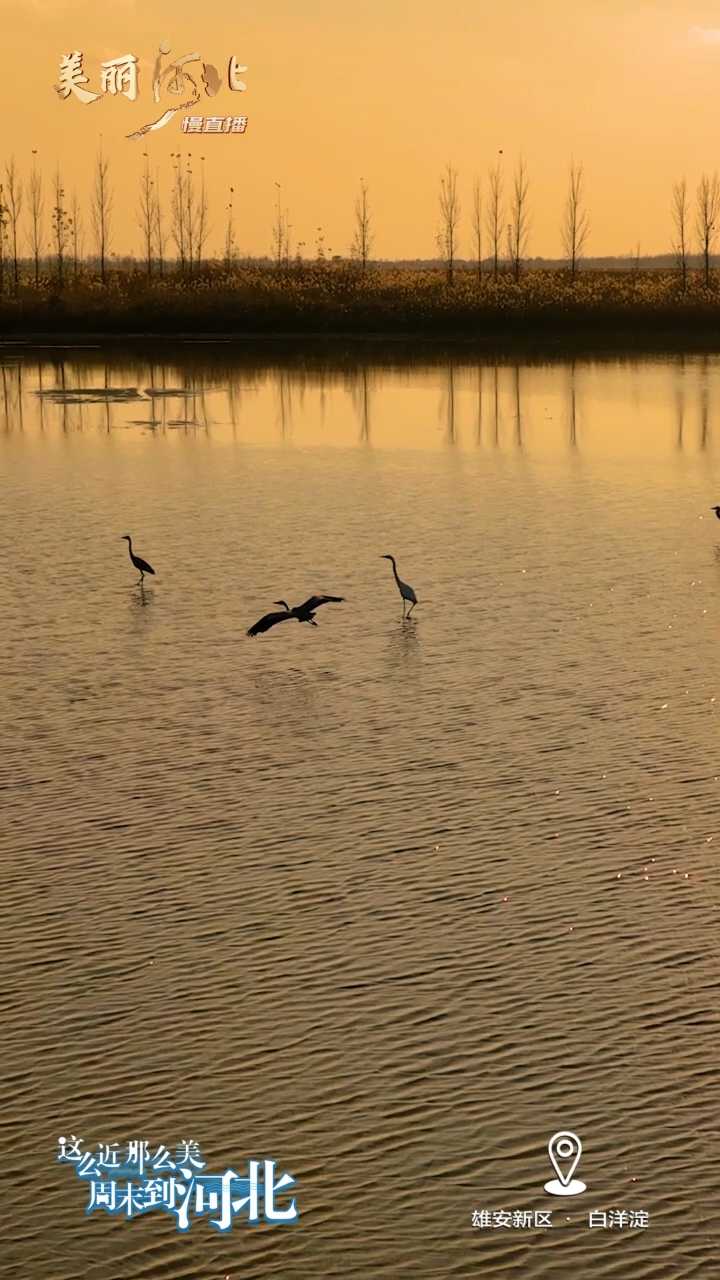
left=381, top=554, right=418, bottom=616
left=121, top=534, right=155, bottom=583
left=247, top=594, right=344, bottom=637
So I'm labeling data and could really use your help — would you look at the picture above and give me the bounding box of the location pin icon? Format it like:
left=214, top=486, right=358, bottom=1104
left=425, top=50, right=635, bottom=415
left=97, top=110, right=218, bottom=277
left=545, top=1131, right=586, bottom=1196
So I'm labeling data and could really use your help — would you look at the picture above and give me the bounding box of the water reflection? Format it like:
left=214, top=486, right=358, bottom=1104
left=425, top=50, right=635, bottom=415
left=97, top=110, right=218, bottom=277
left=131, top=581, right=153, bottom=609
left=700, top=378, right=709, bottom=451
left=383, top=616, right=421, bottom=686
left=676, top=356, right=686, bottom=451
left=568, top=359, right=578, bottom=450
left=513, top=364, right=523, bottom=449
left=0, top=361, right=22, bottom=431
left=350, top=366, right=372, bottom=444
left=493, top=362, right=501, bottom=445
left=439, top=363, right=457, bottom=446
left=276, top=370, right=292, bottom=439
left=1, top=348, right=720, bottom=457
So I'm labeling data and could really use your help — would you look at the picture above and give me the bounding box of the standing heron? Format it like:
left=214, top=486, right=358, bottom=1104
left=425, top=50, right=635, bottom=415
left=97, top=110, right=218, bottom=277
left=247, top=594, right=344, bottom=637
left=381, top=554, right=418, bottom=616
left=121, top=534, right=155, bottom=582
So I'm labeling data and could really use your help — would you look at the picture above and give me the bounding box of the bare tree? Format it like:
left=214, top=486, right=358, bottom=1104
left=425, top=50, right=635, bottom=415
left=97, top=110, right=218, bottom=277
left=486, top=162, right=503, bottom=279
left=437, top=163, right=460, bottom=285
left=28, top=152, right=43, bottom=287
left=70, top=191, right=83, bottom=282
left=696, top=172, right=720, bottom=287
left=272, top=182, right=288, bottom=266
left=92, top=145, right=112, bottom=283
left=195, top=158, right=209, bottom=267
left=471, top=178, right=483, bottom=283
left=185, top=158, right=196, bottom=271
left=508, top=158, right=530, bottom=281
left=562, top=161, right=589, bottom=278
left=225, top=185, right=236, bottom=269
left=672, top=178, right=688, bottom=292
left=351, top=178, right=373, bottom=272
left=51, top=167, right=71, bottom=288
left=0, top=184, right=8, bottom=296
left=153, top=165, right=165, bottom=277
left=170, top=153, right=186, bottom=269
left=4, top=158, right=22, bottom=293
left=138, top=152, right=154, bottom=278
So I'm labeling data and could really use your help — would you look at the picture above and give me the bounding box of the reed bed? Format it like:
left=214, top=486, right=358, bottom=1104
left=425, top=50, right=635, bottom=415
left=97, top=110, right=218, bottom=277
left=2, top=262, right=720, bottom=345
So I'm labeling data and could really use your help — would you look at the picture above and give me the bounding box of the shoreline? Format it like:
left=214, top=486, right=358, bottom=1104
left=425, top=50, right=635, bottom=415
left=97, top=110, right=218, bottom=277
left=4, top=328, right=720, bottom=360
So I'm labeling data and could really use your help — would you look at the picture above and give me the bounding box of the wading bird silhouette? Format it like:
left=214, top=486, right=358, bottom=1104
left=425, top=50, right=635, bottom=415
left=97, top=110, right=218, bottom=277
left=381, top=554, right=417, bottom=616
left=247, top=594, right=345, bottom=637
left=121, top=534, right=155, bottom=583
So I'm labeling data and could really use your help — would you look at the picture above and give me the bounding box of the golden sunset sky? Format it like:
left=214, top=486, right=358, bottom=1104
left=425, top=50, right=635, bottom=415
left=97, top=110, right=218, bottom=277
left=2, top=0, right=720, bottom=261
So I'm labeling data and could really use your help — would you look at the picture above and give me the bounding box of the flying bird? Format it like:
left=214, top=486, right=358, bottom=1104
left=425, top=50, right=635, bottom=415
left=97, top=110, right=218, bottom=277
left=247, top=594, right=344, bottom=637
left=381, top=554, right=418, bottom=616
left=121, top=534, right=155, bottom=582
left=712, top=506, right=720, bottom=520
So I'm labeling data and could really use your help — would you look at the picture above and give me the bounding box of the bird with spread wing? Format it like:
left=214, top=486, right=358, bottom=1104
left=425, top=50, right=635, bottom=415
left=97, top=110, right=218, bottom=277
left=247, top=594, right=345, bottom=637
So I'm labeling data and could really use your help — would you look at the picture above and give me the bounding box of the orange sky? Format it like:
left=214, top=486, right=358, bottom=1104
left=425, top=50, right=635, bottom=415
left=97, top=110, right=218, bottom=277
left=2, top=1, right=720, bottom=261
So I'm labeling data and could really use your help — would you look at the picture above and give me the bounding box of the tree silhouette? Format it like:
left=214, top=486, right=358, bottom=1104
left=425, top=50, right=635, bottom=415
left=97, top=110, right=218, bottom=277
left=471, top=178, right=483, bottom=283
left=486, top=161, right=503, bottom=279
left=696, top=172, right=719, bottom=288
left=671, top=178, right=689, bottom=291
left=351, top=178, right=373, bottom=272
left=562, top=161, right=589, bottom=278
left=92, top=144, right=112, bottom=283
left=4, top=158, right=22, bottom=294
left=28, top=152, right=43, bottom=287
left=508, top=158, right=529, bottom=281
left=437, top=163, right=460, bottom=285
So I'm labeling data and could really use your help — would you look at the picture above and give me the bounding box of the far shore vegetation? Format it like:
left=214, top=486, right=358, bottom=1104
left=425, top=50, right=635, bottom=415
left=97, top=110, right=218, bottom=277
left=2, top=263, right=720, bottom=353
left=3, top=153, right=720, bottom=349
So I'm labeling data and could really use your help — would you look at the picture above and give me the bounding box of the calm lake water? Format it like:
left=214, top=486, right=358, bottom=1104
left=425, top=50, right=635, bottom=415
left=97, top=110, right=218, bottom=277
left=2, top=347, right=719, bottom=1279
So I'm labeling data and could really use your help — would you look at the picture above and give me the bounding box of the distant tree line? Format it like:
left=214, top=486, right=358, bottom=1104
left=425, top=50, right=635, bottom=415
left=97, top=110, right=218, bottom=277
left=1, top=148, right=720, bottom=294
